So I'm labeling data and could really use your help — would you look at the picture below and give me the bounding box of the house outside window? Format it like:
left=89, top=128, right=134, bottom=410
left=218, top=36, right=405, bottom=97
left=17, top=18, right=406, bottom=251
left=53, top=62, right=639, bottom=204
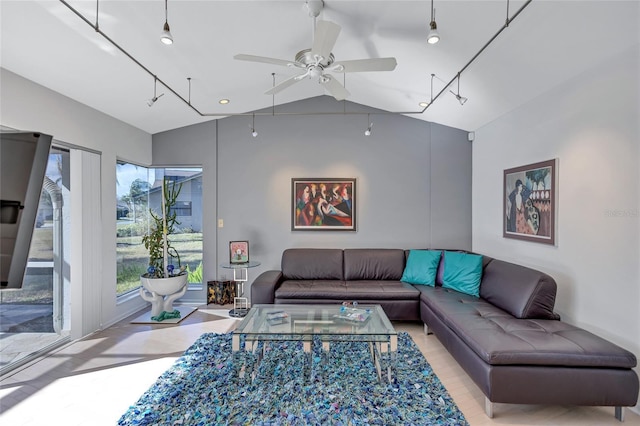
left=116, top=164, right=203, bottom=297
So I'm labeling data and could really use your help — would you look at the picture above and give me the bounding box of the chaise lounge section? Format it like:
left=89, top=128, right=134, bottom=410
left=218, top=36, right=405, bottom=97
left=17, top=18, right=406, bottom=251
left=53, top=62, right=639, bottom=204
left=418, top=256, right=639, bottom=420
left=251, top=247, right=639, bottom=420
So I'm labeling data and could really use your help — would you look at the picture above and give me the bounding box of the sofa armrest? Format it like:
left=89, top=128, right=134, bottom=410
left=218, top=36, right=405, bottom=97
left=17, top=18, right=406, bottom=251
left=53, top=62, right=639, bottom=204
left=250, top=270, right=283, bottom=305
left=480, top=259, right=559, bottom=319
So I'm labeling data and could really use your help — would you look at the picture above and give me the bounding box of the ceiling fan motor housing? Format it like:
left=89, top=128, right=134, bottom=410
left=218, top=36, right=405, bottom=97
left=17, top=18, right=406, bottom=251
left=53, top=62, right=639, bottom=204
left=295, top=49, right=335, bottom=68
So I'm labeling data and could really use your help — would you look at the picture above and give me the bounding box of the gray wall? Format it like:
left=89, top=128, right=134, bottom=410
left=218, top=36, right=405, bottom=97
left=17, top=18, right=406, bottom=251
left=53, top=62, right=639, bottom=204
left=153, top=120, right=217, bottom=303
left=430, top=123, right=472, bottom=249
left=153, top=96, right=470, bottom=302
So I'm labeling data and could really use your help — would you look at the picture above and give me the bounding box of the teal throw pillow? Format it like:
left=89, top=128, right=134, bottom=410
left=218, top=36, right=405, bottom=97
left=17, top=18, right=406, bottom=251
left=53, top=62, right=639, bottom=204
left=401, top=250, right=442, bottom=286
left=442, top=251, right=483, bottom=297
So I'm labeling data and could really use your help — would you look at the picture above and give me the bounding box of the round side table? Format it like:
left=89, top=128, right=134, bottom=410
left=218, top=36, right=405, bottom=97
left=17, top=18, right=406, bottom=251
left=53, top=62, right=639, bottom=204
left=220, top=261, right=261, bottom=317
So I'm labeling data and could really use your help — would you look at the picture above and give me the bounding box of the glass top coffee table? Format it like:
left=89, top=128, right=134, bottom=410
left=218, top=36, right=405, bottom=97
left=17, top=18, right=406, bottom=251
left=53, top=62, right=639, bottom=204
left=232, top=304, right=398, bottom=382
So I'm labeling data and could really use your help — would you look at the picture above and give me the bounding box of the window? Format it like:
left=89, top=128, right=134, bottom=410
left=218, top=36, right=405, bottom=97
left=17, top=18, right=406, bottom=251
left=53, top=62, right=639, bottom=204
left=116, top=163, right=203, bottom=297
left=170, top=201, right=192, bottom=217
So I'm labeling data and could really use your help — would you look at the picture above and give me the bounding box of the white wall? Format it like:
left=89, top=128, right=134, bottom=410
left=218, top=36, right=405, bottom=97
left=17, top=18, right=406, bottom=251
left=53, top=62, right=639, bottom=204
left=0, top=68, right=153, bottom=333
left=472, top=45, right=640, bottom=413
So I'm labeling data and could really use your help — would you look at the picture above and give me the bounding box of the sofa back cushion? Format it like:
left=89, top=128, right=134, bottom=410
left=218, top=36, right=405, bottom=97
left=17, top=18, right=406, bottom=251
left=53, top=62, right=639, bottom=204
left=434, top=249, right=493, bottom=286
left=344, top=249, right=405, bottom=280
left=282, top=248, right=344, bottom=280
left=441, top=251, right=483, bottom=297
left=401, top=250, right=441, bottom=286
left=480, top=259, right=559, bottom=319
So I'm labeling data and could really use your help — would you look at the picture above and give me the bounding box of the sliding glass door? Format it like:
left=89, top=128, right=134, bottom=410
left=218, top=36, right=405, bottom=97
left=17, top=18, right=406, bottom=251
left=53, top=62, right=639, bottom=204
left=0, top=146, right=71, bottom=374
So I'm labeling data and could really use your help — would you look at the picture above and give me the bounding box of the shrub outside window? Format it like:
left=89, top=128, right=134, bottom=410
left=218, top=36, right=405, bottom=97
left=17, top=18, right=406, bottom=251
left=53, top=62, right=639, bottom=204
left=116, top=164, right=203, bottom=296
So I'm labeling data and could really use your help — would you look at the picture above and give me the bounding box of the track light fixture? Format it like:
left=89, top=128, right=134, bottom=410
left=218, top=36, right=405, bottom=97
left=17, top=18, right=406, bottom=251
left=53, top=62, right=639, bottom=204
left=160, top=0, right=173, bottom=45
left=430, top=73, right=436, bottom=102
left=427, top=0, right=440, bottom=44
left=251, top=114, right=258, bottom=138
left=147, top=76, right=164, bottom=106
left=62, top=0, right=534, bottom=118
left=450, top=73, right=468, bottom=105
left=364, top=114, right=373, bottom=136
left=419, top=73, right=438, bottom=108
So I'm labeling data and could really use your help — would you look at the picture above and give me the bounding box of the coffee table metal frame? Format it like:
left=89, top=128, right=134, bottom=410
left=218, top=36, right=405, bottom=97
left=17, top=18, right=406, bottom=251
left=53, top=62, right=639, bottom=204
left=232, top=304, right=398, bottom=382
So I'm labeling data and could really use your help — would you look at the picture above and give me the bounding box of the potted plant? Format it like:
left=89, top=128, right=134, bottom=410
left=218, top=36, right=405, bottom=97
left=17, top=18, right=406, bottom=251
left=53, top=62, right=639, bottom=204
left=139, top=177, right=188, bottom=319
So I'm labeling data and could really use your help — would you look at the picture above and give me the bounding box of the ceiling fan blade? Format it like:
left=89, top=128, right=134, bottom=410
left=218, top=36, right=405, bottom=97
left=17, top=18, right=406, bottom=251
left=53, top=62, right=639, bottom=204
left=311, top=20, right=341, bottom=61
left=264, top=74, right=304, bottom=95
left=234, top=54, right=299, bottom=68
left=328, top=57, right=398, bottom=73
left=320, top=75, right=350, bottom=101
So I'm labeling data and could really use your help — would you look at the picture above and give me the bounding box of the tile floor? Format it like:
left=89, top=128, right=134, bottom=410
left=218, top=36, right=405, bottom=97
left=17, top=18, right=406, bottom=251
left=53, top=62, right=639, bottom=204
left=0, top=305, right=638, bottom=426
left=0, top=332, right=70, bottom=369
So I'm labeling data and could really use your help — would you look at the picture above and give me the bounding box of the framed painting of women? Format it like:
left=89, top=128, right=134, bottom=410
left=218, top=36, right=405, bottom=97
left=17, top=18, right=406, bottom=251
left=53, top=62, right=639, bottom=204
left=291, top=178, right=356, bottom=231
left=504, top=159, right=556, bottom=245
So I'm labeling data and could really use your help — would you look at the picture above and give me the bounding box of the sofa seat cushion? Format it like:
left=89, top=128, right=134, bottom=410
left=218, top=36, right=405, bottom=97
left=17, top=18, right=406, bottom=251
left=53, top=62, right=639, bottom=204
left=275, top=280, right=348, bottom=299
left=419, top=286, right=637, bottom=368
left=345, top=281, right=421, bottom=300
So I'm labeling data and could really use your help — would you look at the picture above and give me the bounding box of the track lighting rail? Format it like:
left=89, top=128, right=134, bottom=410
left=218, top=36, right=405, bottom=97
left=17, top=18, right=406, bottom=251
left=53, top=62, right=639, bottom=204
left=421, top=0, right=532, bottom=112
left=60, top=0, right=531, bottom=119
left=60, top=0, right=204, bottom=115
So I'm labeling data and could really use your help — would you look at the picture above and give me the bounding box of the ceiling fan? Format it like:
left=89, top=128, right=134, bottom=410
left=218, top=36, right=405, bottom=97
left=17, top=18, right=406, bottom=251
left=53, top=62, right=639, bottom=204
left=234, top=20, right=397, bottom=101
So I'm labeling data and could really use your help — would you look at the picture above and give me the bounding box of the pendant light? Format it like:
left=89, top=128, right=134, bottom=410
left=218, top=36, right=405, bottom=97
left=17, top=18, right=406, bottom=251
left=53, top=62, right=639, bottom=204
left=364, top=114, right=373, bottom=136
left=251, top=114, right=258, bottom=138
left=427, top=0, right=440, bottom=44
left=160, top=0, right=173, bottom=45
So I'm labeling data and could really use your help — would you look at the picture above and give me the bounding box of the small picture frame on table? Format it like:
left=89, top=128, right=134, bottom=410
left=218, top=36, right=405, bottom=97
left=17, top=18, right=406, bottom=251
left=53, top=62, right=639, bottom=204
left=229, top=241, right=249, bottom=264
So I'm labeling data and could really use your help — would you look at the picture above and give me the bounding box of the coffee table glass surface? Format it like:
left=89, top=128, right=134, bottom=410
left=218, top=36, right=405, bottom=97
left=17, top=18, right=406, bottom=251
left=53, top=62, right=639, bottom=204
left=233, top=304, right=396, bottom=343
left=232, top=304, right=398, bottom=381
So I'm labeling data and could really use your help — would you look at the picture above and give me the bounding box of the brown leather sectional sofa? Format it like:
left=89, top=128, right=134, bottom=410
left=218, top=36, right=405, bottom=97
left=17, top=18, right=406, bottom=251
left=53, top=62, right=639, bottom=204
left=251, top=248, right=639, bottom=420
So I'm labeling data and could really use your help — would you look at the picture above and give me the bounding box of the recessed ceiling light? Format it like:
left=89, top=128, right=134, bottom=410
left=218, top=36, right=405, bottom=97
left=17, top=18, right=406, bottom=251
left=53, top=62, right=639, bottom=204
left=219, top=99, right=230, bottom=105
left=419, top=102, right=429, bottom=107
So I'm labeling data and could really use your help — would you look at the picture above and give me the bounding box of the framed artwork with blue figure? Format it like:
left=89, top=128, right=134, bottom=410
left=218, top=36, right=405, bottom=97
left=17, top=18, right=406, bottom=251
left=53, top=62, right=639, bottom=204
left=503, top=159, right=556, bottom=245
left=292, top=178, right=356, bottom=231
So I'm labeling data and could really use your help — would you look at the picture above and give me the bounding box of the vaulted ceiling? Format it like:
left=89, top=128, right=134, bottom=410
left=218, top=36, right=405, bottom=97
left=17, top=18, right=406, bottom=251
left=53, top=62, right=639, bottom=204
left=1, top=1, right=638, bottom=134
